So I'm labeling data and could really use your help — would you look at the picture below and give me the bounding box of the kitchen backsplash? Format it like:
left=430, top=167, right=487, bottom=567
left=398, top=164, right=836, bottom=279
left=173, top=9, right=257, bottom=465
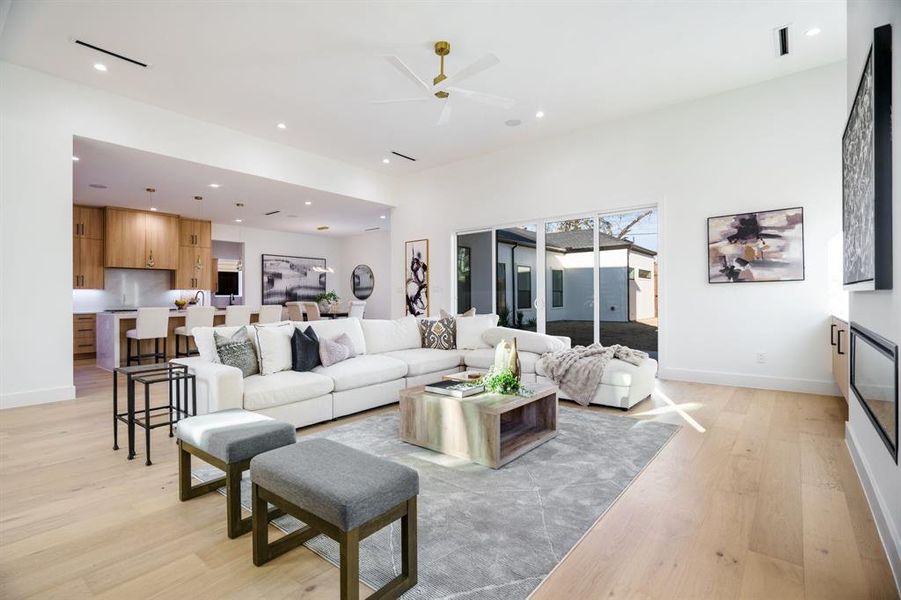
left=73, top=269, right=204, bottom=312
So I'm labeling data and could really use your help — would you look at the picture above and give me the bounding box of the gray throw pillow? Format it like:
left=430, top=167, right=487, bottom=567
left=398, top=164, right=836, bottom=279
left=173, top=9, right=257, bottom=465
left=214, top=328, right=259, bottom=378
left=319, top=332, right=356, bottom=367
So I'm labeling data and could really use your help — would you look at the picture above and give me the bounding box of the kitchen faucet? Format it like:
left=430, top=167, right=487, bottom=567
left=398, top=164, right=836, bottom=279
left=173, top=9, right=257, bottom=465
left=193, top=290, right=206, bottom=306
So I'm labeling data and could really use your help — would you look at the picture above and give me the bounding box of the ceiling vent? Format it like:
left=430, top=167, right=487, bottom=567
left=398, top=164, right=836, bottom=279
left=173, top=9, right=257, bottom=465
left=74, top=39, right=149, bottom=67
left=390, top=151, right=417, bottom=162
left=316, top=225, right=330, bottom=231
left=775, top=26, right=790, bottom=56
left=264, top=210, right=281, bottom=216
left=365, top=227, right=381, bottom=232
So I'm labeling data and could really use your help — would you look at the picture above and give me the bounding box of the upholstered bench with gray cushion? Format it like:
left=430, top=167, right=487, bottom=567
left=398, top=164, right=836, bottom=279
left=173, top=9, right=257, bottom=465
left=176, top=409, right=296, bottom=538
left=250, top=439, right=419, bottom=600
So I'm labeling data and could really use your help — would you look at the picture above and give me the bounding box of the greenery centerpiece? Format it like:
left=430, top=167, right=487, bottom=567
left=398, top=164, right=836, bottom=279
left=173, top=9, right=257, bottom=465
left=481, top=367, right=522, bottom=395
left=315, top=290, right=340, bottom=311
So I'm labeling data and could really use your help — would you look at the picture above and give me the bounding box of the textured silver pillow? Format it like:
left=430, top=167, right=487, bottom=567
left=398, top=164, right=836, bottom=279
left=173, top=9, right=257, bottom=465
left=319, top=332, right=356, bottom=367
left=214, top=328, right=260, bottom=378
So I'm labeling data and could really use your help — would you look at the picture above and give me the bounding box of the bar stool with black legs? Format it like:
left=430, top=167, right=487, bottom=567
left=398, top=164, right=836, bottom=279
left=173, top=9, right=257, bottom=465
left=224, top=304, right=252, bottom=326
left=126, top=307, right=170, bottom=365
left=174, top=305, right=215, bottom=357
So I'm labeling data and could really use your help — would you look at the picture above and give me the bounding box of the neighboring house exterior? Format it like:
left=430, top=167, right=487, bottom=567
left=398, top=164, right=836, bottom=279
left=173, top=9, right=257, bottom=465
left=493, top=228, right=657, bottom=324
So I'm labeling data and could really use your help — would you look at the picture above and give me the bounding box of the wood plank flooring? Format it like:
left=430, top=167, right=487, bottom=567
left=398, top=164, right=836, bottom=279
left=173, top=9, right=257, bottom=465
left=0, top=364, right=896, bottom=599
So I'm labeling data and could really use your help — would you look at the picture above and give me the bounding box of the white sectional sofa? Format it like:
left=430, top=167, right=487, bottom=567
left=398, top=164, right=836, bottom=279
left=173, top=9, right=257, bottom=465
left=173, top=315, right=657, bottom=427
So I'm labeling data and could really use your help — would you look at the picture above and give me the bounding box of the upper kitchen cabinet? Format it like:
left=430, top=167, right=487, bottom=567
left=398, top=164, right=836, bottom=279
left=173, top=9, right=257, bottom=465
left=72, top=205, right=104, bottom=289
left=104, top=207, right=178, bottom=270
left=73, top=205, right=104, bottom=240
left=179, top=218, right=212, bottom=248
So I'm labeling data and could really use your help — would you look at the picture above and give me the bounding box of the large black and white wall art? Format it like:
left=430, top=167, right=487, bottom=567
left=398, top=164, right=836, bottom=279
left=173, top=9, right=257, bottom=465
left=843, top=24, right=893, bottom=291
left=261, top=254, right=326, bottom=304
left=707, top=207, right=805, bottom=283
left=404, top=239, right=429, bottom=316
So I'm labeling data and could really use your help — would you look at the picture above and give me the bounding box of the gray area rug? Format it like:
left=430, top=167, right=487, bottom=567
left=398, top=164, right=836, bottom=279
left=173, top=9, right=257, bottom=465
left=194, top=407, right=678, bottom=599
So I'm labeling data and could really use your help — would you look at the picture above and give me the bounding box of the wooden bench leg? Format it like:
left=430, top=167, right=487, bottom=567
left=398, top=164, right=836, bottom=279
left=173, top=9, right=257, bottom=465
left=340, top=528, right=360, bottom=600
left=177, top=441, right=225, bottom=501
left=252, top=483, right=269, bottom=566
left=402, top=496, right=417, bottom=587
left=226, top=462, right=245, bottom=539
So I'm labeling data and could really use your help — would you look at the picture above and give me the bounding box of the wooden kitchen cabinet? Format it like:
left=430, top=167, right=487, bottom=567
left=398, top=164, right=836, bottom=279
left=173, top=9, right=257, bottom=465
left=175, top=245, right=212, bottom=289
left=179, top=218, right=212, bottom=248
left=104, top=207, right=178, bottom=269
left=830, top=316, right=850, bottom=402
left=72, top=205, right=104, bottom=289
left=73, top=313, right=96, bottom=357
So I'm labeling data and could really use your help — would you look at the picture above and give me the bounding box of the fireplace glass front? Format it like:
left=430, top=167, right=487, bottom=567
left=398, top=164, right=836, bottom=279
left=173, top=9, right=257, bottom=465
left=850, top=323, right=898, bottom=463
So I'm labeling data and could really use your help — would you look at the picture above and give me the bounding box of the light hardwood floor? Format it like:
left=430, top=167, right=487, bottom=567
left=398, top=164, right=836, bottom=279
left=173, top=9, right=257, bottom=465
left=0, top=364, right=897, bottom=599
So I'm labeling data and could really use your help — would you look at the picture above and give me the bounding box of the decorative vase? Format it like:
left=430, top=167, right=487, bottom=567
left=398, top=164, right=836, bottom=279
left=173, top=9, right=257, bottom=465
left=493, top=338, right=521, bottom=381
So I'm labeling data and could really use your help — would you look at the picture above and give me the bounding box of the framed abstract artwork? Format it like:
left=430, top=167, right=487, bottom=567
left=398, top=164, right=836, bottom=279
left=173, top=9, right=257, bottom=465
left=405, top=239, right=429, bottom=316
left=843, top=24, right=893, bottom=291
left=707, top=207, right=805, bottom=283
left=261, top=254, right=326, bottom=304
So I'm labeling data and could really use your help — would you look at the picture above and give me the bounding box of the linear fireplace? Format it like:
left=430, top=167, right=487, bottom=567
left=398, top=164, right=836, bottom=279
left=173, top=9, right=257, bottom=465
left=850, top=323, right=899, bottom=463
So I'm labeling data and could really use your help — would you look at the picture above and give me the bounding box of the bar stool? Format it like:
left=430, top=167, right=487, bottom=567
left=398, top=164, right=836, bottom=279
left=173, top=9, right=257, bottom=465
left=300, top=302, right=321, bottom=321
left=285, top=301, right=304, bottom=321
left=126, top=307, right=170, bottom=365
left=225, top=305, right=252, bottom=326
left=257, top=305, right=283, bottom=324
left=174, top=305, right=216, bottom=357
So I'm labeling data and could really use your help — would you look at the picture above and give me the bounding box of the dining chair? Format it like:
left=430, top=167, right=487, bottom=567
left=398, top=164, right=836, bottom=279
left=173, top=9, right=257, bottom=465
left=285, top=301, right=304, bottom=321
left=224, top=305, right=252, bottom=326
left=300, top=302, right=321, bottom=321
left=348, top=301, right=366, bottom=319
left=257, top=305, right=284, bottom=324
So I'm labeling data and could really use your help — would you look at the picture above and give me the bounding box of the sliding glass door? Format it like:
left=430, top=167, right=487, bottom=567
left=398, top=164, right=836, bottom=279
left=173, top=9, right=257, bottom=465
left=495, top=224, right=538, bottom=329
left=455, top=231, right=493, bottom=315
left=544, top=217, right=596, bottom=347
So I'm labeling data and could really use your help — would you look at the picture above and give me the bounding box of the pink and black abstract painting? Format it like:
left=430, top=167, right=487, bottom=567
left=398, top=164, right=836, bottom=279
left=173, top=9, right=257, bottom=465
left=707, top=207, right=804, bottom=283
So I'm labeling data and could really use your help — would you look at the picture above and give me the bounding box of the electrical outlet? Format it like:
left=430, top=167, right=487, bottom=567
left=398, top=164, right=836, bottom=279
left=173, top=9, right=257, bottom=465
left=756, top=352, right=767, bottom=364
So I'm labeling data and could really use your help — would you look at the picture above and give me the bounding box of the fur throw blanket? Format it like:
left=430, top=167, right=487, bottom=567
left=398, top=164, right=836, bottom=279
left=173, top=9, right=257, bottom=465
left=536, top=343, right=648, bottom=406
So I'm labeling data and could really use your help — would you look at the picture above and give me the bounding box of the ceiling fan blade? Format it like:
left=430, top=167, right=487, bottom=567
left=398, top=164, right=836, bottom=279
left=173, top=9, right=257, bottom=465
left=439, top=53, right=500, bottom=88
left=436, top=101, right=453, bottom=126
left=447, top=86, right=516, bottom=110
left=370, top=97, right=430, bottom=104
left=384, top=55, right=430, bottom=91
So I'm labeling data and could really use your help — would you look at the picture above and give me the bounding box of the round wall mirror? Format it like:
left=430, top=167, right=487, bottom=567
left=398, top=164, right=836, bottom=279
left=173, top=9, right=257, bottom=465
left=352, top=264, right=374, bottom=300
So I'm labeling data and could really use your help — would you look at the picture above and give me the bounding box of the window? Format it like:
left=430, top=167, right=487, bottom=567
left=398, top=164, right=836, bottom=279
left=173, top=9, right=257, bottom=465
left=551, top=269, right=564, bottom=307
left=639, top=268, right=652, bottom=279
left=496, top=262, right=507, bottom=314
left=516, top=265, right=532, bottom=309
left=456, top=246, right=472, bottom=312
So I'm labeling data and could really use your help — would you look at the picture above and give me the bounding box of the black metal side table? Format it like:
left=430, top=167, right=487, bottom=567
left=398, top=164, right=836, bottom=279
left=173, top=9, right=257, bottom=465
left=113, top=363, right=196, bottom=465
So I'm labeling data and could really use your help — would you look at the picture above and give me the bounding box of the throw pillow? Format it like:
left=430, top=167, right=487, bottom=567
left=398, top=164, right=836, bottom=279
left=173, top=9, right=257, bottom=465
left=291, top=326, right=321, bottom=372
left=214, top=328, right=259, bottom=378
left=456, top=314, right=500, bottom=350
left=419, top=317, right=456, bottom=350
left=319, top=332, right=356, bottom=367
left=254, top=323, right=295, bottom=375
left=439, top=307, right=475, bottom=319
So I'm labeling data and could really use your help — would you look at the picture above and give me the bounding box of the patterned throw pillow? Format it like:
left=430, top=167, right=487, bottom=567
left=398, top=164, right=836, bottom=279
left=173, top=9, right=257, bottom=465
left=214, top=328, right=259, bottom=378
left=419, top=317, right=456, bottom=350
left=319, top=332, right=357, bottom=367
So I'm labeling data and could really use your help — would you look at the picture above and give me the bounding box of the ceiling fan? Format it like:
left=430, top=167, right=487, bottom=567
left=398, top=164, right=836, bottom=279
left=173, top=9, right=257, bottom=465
left=373, top=41, right=515, bottom=126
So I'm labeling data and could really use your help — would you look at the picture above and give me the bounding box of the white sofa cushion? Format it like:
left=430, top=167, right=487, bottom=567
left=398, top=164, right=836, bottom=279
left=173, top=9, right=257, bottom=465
left=305, top=318, right=367, bottom=355
left=194, top=325, right=257, bottom=364
left=313, top=354, right=408, bottom=392
left=360, top=316, right=421, bottom=354
left=455, top=314, right=499, bottom=350
left=242, top=370, right=335, bottom=411
left=481, top=327, right=567, bottom=354
left=463, top=348, right=539, bottom=373
left=254, top=323, right=295, bottom=375
left=381, top=348, right=464, bottom=377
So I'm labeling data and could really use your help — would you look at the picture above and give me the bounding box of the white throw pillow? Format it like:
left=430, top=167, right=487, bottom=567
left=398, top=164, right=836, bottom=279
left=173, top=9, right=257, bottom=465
left=254, top=323, right=295, bottom=375
left=481, top=327, right=566, bottom=354
left=455, top=314, right=499, bottom=350
left=360, top=316, right=421, bottom=354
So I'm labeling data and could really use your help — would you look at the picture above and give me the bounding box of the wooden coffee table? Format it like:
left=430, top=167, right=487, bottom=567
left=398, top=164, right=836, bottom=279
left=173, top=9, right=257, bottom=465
left=398, top=383, right=558, bottom=469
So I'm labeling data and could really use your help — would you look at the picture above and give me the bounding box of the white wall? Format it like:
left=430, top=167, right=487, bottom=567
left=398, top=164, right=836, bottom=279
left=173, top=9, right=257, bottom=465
left=391, top=63, right=845, bottom=395
left=0, top=61, right=395, bottom=409
left=339, top=229, right=392, bottom=319
left=846, top=2, right=901, bottom=588
left=629, top=252, right=657, bottom=321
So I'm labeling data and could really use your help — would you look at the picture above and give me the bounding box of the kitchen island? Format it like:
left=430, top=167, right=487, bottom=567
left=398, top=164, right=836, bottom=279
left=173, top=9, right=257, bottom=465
left=95, top=308, right=265, bottom=371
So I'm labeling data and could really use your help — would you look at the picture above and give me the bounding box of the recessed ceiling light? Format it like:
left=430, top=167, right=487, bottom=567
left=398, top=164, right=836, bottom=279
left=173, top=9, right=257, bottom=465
left=382, top=158, right=390, bottom=164
left=72, top=156, right=79, bottom=162
left=208, top=183, right=220, bottom=188
left=535, top=110, right=545, bottom=119
left=505, top=119, right=522, bottom=127
left=235, top=219, right=243, bottom=223
left=305, top=201, right=312, bottom=206
left=805, top=27, right=822, bottom=37
left=380, top=215, right=386, bottom=219
left=93, top=63, right=107, bottom=72
left=276, top=122, right=287, bottom=129
left=235, top=202, right=244, bottom=207
left=150, top=207, right=158, bottom=212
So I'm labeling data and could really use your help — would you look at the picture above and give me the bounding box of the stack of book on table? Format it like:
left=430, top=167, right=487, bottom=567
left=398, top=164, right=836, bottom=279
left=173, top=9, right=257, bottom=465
left=424, top=380, right=485, bottom=398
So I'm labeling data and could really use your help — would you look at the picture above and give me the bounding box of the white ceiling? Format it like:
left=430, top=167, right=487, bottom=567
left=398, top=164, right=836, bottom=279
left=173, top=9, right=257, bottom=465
left=73, top=136, right=391, bottom=236
left=3, top=2, right=844, bottom=172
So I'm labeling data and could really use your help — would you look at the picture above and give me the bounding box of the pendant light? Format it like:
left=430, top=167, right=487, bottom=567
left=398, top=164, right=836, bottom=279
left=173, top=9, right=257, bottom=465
left=193, top=196, right=204, bottom=273
left=235, top=202, right=244, bottom=272
left=145, top=188, right=156, bottom=267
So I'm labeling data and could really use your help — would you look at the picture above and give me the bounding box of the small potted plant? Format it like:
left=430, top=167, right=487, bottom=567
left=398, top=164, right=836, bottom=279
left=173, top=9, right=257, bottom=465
left=481, top=367, right=522, bottom=395
left=315, top=290, right=340, bottom=312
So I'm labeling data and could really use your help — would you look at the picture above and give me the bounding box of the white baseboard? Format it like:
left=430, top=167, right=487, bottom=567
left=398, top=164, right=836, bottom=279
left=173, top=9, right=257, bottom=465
left=0, top=385, right=76, bottom=409
left=845, top=424, right=901, bottom=594
left=657, top=367, right=840, bottom=396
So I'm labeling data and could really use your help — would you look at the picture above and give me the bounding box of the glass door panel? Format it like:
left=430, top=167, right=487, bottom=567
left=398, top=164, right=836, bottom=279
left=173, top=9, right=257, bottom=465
left=544, top=217, right=596, bottom=347
left=455, top=231, right=493, bottom=314
left=496, top=224, right=538, bottom=330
